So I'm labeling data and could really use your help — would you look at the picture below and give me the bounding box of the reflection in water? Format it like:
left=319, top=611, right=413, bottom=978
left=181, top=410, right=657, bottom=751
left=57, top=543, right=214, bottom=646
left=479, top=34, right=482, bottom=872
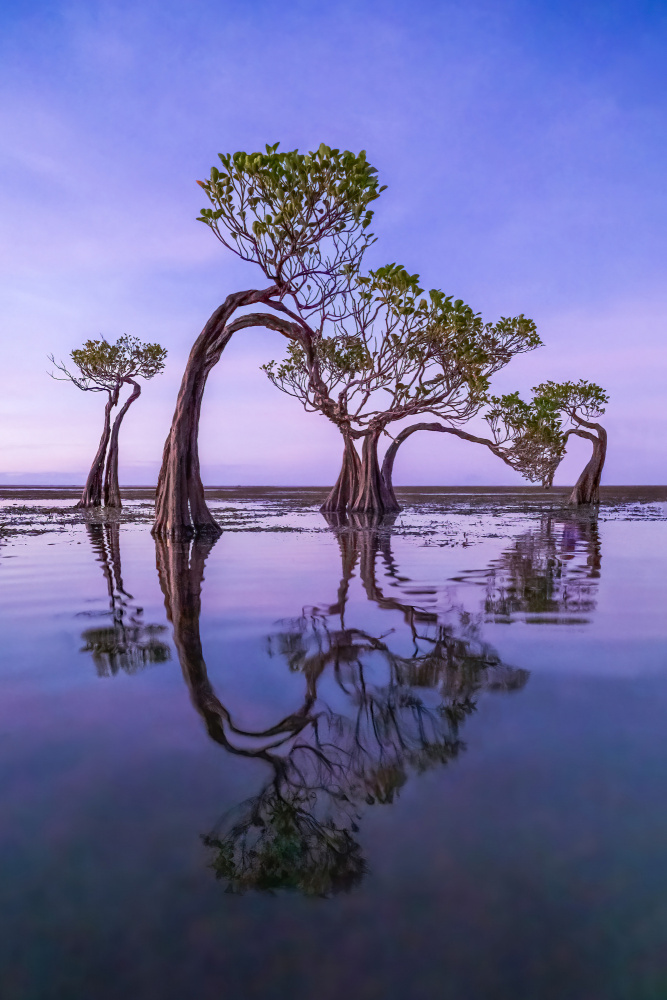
left=483, top=513, right=601, bottom=624
left=81, top=523, right=170, bottom=676
left=157, top=515, right=529, bottom=896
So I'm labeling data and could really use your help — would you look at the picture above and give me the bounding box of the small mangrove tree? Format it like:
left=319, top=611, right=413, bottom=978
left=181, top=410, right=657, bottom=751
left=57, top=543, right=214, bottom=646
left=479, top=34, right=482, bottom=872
left=50, top=335, right=166, bottom=508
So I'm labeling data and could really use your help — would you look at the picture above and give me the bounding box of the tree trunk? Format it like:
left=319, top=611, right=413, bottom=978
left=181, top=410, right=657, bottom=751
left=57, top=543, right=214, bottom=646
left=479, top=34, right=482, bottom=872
left=104, top=521, right=131, bottom=598
left=379, top=441, right=401, bottom=511
left=152, top=288, right=283, bottom=540
left=156, top=536, right=314, bottom=749
left=76, top=389, right=117, bottom=508
left=380, top=425, right=442, bottom=512
left=351, top=429, right=399, bottom=514
left=380, top=422, right=520, bottom=509
left=567, top=425, right=607, bottom=505
left=321, top=434, right=361, bottom=512
left=86, top=523, right=114, bottom=600
left=104, top=379, right=141, bottom=509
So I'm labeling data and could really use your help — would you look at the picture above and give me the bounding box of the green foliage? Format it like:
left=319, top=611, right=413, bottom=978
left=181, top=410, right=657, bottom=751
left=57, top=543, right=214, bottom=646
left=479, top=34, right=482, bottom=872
left=486, top=391, right=562, bottom=441
left=263, top=261, right=542, bottom=430
left=356, top=262, right=425, bottom=316
left=196, top=143, right=542, bottom=435
left=204, top=793, right=365, bottom=897
left=56, top=335, right=167, bottom=392
left=532, top=379, right=608, bottom=420
left=485, top=391, right=566, bottom=486
left=262, top=335, right=372, bottom=395
left=197, top=143, right=384, bottom=303
left=484, top=378, right=608, bottom=486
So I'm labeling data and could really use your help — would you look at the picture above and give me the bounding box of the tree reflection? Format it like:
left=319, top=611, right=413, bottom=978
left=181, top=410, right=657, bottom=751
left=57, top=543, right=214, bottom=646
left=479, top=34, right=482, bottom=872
left=81, top=523, right=170, bottom=675
left=156, top=515, right=529, bottom=896
left=482, top=512, right=601, bottom=624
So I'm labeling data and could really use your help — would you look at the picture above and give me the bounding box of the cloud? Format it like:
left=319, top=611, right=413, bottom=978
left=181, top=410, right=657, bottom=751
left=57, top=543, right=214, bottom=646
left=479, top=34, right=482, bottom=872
left=1, top=0, right=666, bottom=484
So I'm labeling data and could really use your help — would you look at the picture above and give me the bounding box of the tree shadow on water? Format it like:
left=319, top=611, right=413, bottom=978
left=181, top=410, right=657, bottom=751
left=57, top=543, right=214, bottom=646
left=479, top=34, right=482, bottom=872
left=156, top=514, right=531, bottom=897
left=481, top=512, right=601, bottom=624
left=79, top=523, right=171, bottom=676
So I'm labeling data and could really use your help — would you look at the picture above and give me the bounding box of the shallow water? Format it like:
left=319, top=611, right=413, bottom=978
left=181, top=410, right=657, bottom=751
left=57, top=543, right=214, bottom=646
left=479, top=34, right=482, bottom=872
left=1, top=489, right=667, bottom=1000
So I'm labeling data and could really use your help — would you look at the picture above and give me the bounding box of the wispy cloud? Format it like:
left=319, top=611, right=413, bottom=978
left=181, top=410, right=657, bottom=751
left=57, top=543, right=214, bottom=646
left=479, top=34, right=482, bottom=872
left=1, top=0, right=666, bottom=484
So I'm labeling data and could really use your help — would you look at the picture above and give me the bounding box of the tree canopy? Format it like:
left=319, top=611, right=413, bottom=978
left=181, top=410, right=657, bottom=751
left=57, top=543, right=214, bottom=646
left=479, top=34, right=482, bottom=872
left=197, top=143, right=384, bottom=324
left=262, top=263, right=541, bottom=436
left=532, top=379, right=608, bottom=425
left=51, top=334, right=167, bottom=509
left=482, top=379, right=609, bottom=492
left=56, top=335, right=167, bottom=392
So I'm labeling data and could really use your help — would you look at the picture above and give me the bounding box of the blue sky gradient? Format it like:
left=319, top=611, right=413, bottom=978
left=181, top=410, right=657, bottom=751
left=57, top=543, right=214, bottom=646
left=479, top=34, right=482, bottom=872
left=1, top=0, right=666, bottom=485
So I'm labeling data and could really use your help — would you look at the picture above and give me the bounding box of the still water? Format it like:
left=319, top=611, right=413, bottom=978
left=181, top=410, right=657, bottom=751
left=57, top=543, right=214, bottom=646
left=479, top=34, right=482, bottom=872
left=1, top=489, right=667, bottom=999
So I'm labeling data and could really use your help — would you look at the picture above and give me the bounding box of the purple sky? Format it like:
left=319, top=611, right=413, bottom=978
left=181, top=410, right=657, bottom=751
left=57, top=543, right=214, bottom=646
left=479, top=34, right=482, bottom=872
left=1, top=0, right=666, bottom=486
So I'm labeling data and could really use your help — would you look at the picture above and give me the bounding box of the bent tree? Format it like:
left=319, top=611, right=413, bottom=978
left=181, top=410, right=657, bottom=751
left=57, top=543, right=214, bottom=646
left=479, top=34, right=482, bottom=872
left=264, top=265, right=542, bottom=514
left=379, top=390, right=566, bottom=504
left=153, top=144, right=384, bottom=539
left=531, top=380, right=609, bottom=505
left=378, top=379, right=608, bottom=507
left=50, top=336, right=166, bottom=508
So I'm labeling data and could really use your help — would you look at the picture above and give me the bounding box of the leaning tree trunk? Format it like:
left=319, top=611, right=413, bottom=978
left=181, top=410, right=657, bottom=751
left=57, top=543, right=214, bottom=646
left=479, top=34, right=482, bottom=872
left=104, top=379, right=141, bottom=509
left=379, top=424, right=442, bottom=512
left=381, top=425, right=436, bottom=506
left=152, top=287, right=289, bottom=540
left=76, top=388, right=118, bottom=508
left=380, top=422, right=516, bottom=512
left=156, top=535, right=314, bottom=750
left=567, top=424, right=607, bottom=506
left=156, top=536, right=213, bottom=695
left=321, top=433, right=361, bottom=513
left=350, top=428, right=400, bottom=514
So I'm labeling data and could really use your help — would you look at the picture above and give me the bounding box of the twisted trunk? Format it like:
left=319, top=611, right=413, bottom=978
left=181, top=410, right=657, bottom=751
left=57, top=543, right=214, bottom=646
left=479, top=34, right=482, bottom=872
left=567, top=422, right=607, bottom=505
left=380, top=422, right=511, bottom=511
left=380, top=418, right=607, bottom=508
left=76, top=387, right=119, bottom=508
left=350, top=428, right=400, bottom=514
left=156, top=536, right=213, bottom=691
left=156, top=536, right=315, bottom=750
left=321, top=433, right=361, bottom=512
left=104, top=379, right=141, bottom=509
left=153, top=288, right=293, bottom=540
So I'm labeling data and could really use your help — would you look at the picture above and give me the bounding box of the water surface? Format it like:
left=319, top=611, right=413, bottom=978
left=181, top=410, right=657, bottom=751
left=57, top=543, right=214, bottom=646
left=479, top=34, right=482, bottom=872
left=1, top=488, right=667, bottom=1000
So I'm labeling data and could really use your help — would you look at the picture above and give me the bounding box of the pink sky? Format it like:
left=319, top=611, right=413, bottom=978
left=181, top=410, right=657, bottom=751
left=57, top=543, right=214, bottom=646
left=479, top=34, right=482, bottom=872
left=1, top=0, right=666, bottom=486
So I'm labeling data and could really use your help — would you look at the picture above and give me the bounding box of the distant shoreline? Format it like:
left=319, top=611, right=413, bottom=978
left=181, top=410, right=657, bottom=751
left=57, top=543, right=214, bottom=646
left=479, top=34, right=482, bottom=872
left=2, top=485, right=666, bottom=501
